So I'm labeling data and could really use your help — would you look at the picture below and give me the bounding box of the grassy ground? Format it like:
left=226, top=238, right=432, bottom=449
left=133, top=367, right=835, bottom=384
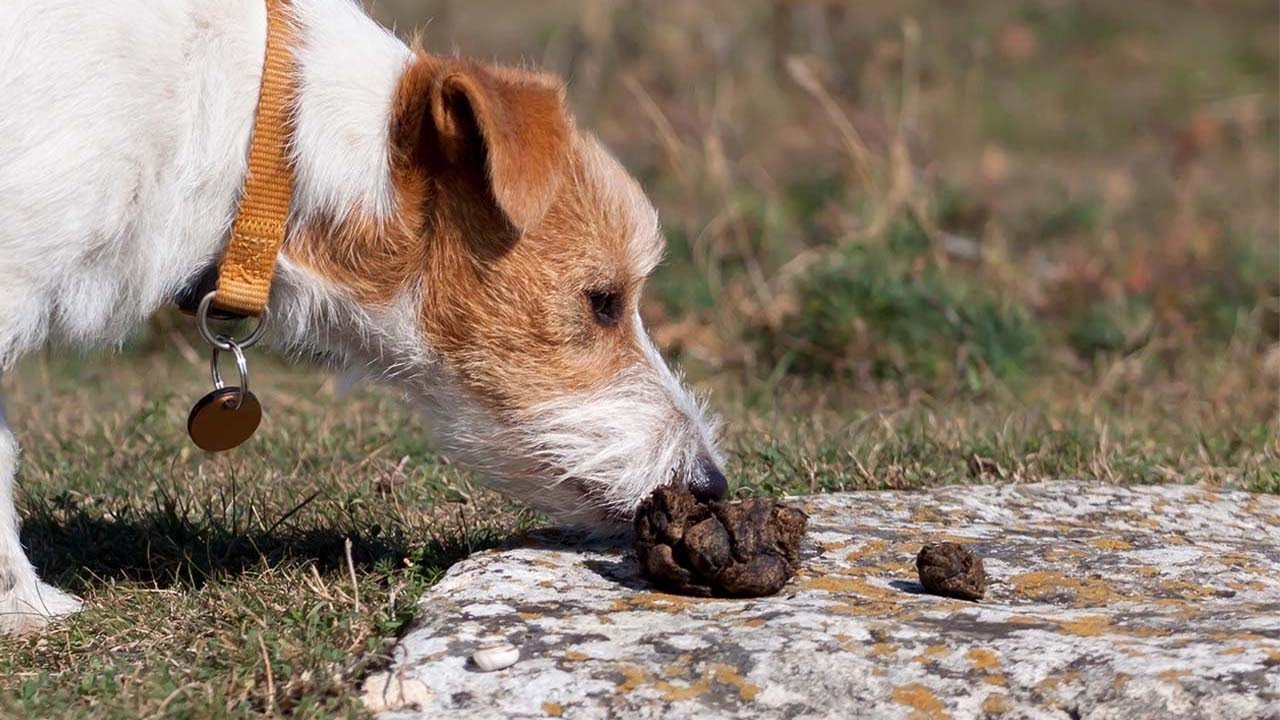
left=2, top=0, right=1276, bottom=716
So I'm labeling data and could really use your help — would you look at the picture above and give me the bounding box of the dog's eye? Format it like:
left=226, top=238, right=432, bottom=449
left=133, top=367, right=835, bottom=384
left=586, top=289, right=624, bottom=328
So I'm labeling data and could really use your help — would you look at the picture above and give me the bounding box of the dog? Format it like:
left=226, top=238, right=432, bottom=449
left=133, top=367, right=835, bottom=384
left=0, top=0, right=725, bottom=633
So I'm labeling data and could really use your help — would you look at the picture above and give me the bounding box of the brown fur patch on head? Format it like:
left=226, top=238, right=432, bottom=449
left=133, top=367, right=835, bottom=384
left=413, top=131, right=661, bottom=412
left=287, top=50, right=666, bottom=416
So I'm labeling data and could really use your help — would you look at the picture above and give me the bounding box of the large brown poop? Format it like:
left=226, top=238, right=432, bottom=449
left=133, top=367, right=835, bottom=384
left=634, top=485, right=808, bottom=597
left=916, top=542, right=986, bottom=601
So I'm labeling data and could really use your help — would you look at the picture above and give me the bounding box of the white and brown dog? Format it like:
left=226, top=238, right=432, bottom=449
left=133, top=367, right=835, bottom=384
left=0, top=0, right=725, bottom=633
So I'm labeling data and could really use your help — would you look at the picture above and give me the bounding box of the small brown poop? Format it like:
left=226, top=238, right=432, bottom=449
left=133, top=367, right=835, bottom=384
left=916, top=542, right=986, bottom=601
left=634, top=486, right=808, bottom=597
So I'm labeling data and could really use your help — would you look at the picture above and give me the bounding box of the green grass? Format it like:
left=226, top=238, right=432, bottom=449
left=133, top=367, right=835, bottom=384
left=2, top=0, right=1277, bottom=716
left=756, top=226, right=1040, bottom=391
left=2, top=351, right=539, bottom=718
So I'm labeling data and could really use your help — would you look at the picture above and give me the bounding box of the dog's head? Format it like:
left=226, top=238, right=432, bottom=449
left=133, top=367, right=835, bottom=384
left=287, top=52, right=725, bottom=524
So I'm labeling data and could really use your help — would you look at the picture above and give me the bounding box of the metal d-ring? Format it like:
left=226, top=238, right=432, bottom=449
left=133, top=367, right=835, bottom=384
left=210, top=339, right=251, bottom=410
left=196, top=291, right=269, bottom=352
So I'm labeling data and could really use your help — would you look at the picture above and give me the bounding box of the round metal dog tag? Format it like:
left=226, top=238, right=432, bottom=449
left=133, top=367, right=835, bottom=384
left=187, top=387, right=262, bottom=452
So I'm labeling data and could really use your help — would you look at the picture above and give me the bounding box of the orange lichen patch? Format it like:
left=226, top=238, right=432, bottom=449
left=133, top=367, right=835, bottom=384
left=609, top=593, right=711, bottom=613
left=845, top=539, right=889, bottom=562
left=654, top=677, right=712, bottom=702
left=1267, top=649, right=1280, bottom=663
left=1156, top=579, right=1218, bottom=600
left=616, top=665, right=648, bottom=693
left=542, top=702, right=564, bottom=717
left=892, top=540, right=926, bottom=554
left=931, top=597, right=967, bottom=614
left=801, top=576, right=900, bottom=601
left=1227, top=580, right=1266, bottom=591
left=1158, top=669, right=1189, bottom=683
left=1222, top=646, right=1247, bottom=655
left=1009, top=571, right=1127, bottom=607
left=740, top=618, right=767, bottom=628
left=966, top=648, right=1001, bottom=671
left=1088, top=538, right=1133, bottom=551
left=870, top=642, right=898, bottom=657
left=982, top=694, right=1011, bottom=715
left=1057, top=615, right=1112, bottom=637
left=615, top=662, right=764, bottom=703
left=596, top=615, right=615, bottom=626
left=828, top=601, right=906, bottom=619
left=1133, top=566, right=1161, bottom=577
left=1217, top=553, right=1255, bottom=567
left=1043, top=547, right=1087, bottom=562
left=1209, top=631, right=1267, bottom=642
left=909, top=506, right=948, bottom=524
left=518, top=612, right=541, bottom=620
left=912, top=644, right=951, bottom=665
left=892, top=683, right=951, bottom=720
left=870, top=561, right=920, bottom=577
left=662, top=654, right=693, bottom=677
left=981, top=674, right=1008, bottom=687
left=537, top=580, right=557, bottom=588
left=562, top=651, right=588, bottom=662
left=829, top=632, right=860, bottom=650
left=919, top=533, right=983, bottom=546
left=1114, top=673, right=1130, bottom=690
left=1007, top=614, right=1051, bottom=626
left=712, top=664, right=761, bottom=701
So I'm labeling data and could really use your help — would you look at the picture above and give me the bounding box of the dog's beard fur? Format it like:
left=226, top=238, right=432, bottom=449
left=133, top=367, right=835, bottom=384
left=423, top=365, right=721, bottom=525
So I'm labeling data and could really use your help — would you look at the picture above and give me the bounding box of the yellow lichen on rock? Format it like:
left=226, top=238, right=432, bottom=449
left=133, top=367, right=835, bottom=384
left=892, top=682, right=951, bottom=720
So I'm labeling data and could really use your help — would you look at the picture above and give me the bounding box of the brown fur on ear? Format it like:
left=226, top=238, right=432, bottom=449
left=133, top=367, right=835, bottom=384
left=392, top=52, right=572, bottom=230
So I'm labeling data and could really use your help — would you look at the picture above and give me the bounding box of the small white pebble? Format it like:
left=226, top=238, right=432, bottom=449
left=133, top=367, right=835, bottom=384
left=471, top=643, right=520, bottom=672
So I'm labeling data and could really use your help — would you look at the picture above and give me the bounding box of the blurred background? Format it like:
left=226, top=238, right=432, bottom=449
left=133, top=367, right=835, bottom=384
left=367, top=0, right=1279, bottom=484
left=365, top=1, right=1277, bottom=383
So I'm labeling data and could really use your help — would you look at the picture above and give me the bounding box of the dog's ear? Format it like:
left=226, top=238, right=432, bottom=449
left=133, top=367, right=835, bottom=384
left=393, top=55, right=571, bottom=230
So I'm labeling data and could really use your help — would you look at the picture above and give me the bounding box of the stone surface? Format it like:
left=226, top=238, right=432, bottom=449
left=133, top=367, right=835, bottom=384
left=371, top=482, right=1280, bottom=719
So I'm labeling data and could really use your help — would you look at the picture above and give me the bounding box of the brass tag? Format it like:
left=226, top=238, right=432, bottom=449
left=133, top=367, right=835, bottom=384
left=187, top=387, right=262, bottom=452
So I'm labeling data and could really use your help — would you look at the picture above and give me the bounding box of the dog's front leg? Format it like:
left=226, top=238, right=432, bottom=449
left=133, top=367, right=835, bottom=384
left=0, top=378, right=82, bottom=635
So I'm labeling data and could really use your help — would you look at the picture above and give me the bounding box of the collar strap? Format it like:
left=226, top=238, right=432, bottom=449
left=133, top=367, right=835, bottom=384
left=212, top=0, right=296, bottom=318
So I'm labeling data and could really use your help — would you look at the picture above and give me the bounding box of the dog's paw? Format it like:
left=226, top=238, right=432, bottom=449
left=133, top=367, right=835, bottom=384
left=0, top=580, right=83, bottom=635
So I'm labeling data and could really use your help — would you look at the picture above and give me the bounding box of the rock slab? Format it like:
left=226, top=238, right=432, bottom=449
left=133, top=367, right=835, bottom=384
left=368, top=482, right=1280, bottom=719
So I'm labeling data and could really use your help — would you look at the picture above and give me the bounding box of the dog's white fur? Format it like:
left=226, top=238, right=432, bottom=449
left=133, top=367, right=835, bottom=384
left=0, top=0, right=722, bottom=632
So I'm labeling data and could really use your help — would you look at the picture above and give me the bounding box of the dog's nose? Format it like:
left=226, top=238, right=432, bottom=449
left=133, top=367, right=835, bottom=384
left=688, top=456, right=728, bottom=501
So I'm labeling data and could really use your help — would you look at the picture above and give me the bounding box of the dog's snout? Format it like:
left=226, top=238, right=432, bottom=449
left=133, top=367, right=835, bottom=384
left=689, top=456, right=728, bottom=501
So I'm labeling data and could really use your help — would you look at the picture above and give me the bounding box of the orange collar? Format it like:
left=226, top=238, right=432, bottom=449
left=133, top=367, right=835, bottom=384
left=212, top=0, right=296, bottom=318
